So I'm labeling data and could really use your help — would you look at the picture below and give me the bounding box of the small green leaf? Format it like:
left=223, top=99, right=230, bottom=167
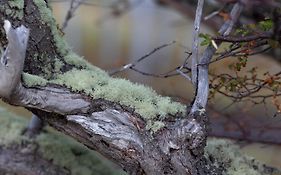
left=200, top=39, right=211, bottom=46
left=199, top=33, right=212, bottom=46
left=258, top=19, right=273, bottom=31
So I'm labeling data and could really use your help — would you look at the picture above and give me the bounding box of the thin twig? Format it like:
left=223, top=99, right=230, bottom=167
left=204, top=3, right=227, bottom=21
left=213, top=32, right=272, bottom=42
left=110, top=41, right=176, bottom=75
left=50, top=0, right=111, bottom=7
left=176, top=69, right=191, bottom=81
left=62, top=0, right=85, bottom=31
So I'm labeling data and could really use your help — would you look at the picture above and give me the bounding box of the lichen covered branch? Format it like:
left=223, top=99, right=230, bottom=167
left=0, top=1, right=213, bottom=174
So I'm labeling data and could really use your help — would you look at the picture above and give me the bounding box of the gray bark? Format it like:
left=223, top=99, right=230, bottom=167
left=191, top=3, right=244, bottom=113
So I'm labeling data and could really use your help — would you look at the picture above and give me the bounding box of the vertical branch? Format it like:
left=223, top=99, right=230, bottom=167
left=0, top=20, right=29, bottom=99
left=191, top=0, right=204, bottom=86
left=190, top=3, right=244, bottom=113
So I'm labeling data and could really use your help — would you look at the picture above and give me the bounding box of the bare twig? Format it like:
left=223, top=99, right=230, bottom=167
left=110, top=41, right=176, bottom=75
left=96, top=0, right=143, bottom=25
left=62, top=0, right=85, bottom=31
left=176, top=69, right=192, bottom=81
left=204, top=3, right=227, bottom=21
left=50, top=0, right=111, bottom=7
left=213, top=32, right=272, bottom=42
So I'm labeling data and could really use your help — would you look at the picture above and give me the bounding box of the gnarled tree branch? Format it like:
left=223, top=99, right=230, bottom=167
left=0, top=10, right=211, bottom=174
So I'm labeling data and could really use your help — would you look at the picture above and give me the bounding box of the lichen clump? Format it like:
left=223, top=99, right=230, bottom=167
left=205, top=139, right=279, bottom=175
left=0, top=0, right=24, bottom=20
left=22, top=73, right=48, bottom=87
left=0, top=107, right=27, bottom=145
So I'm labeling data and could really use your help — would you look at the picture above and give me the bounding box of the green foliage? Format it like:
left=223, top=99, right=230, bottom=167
left=258, top=19, right=273, bottom=31
left=235, top=19, right=273, bottom=37
left=235, top=26, right=250, bottom=36
left=228, top=56, right=248, bottom=72
left=199, top=33, right=212, bottom=46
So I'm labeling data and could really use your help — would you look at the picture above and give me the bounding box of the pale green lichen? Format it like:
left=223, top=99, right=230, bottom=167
left=37, top=130, right=126, bottom=175
left=41, top=60, right=54, bottom=79
left=145, top=120, right=165, bottom=133
left=34, top=0, right=100, bottom=70
left=22, top=73, right=48, bottom=87
left=0, top=107, right=126, bottom=175
left=54, top=57, right=64, bottom=73
left=0, top=107, right=28, bottom=145
left=5, top=8, right=12, bottom=16
left=34, top=0, right=69, bottom=57
left=50, top=68, right=186, bottom=121
left=205, top=139, right=280, bottom=175
left=0, top=0, right=24, bottom=19
left=8, top=0, right=24, bottom=10
left=64, top=51, right=98, bottom=70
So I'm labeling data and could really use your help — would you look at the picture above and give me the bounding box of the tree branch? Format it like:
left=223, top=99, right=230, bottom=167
left=191, top=2, right=244, bottom=113
left=0, top=12, right=210, bottom=174
left=191, top=0, right=204, bottom=86
left=0, top=20, right=29, bottom=99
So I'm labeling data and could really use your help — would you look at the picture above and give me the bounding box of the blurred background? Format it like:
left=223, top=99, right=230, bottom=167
left=1, top=0, right=281, bottom=170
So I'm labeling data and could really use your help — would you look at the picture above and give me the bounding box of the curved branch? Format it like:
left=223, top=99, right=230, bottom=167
left=0, top=20, right=29, bottom=99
